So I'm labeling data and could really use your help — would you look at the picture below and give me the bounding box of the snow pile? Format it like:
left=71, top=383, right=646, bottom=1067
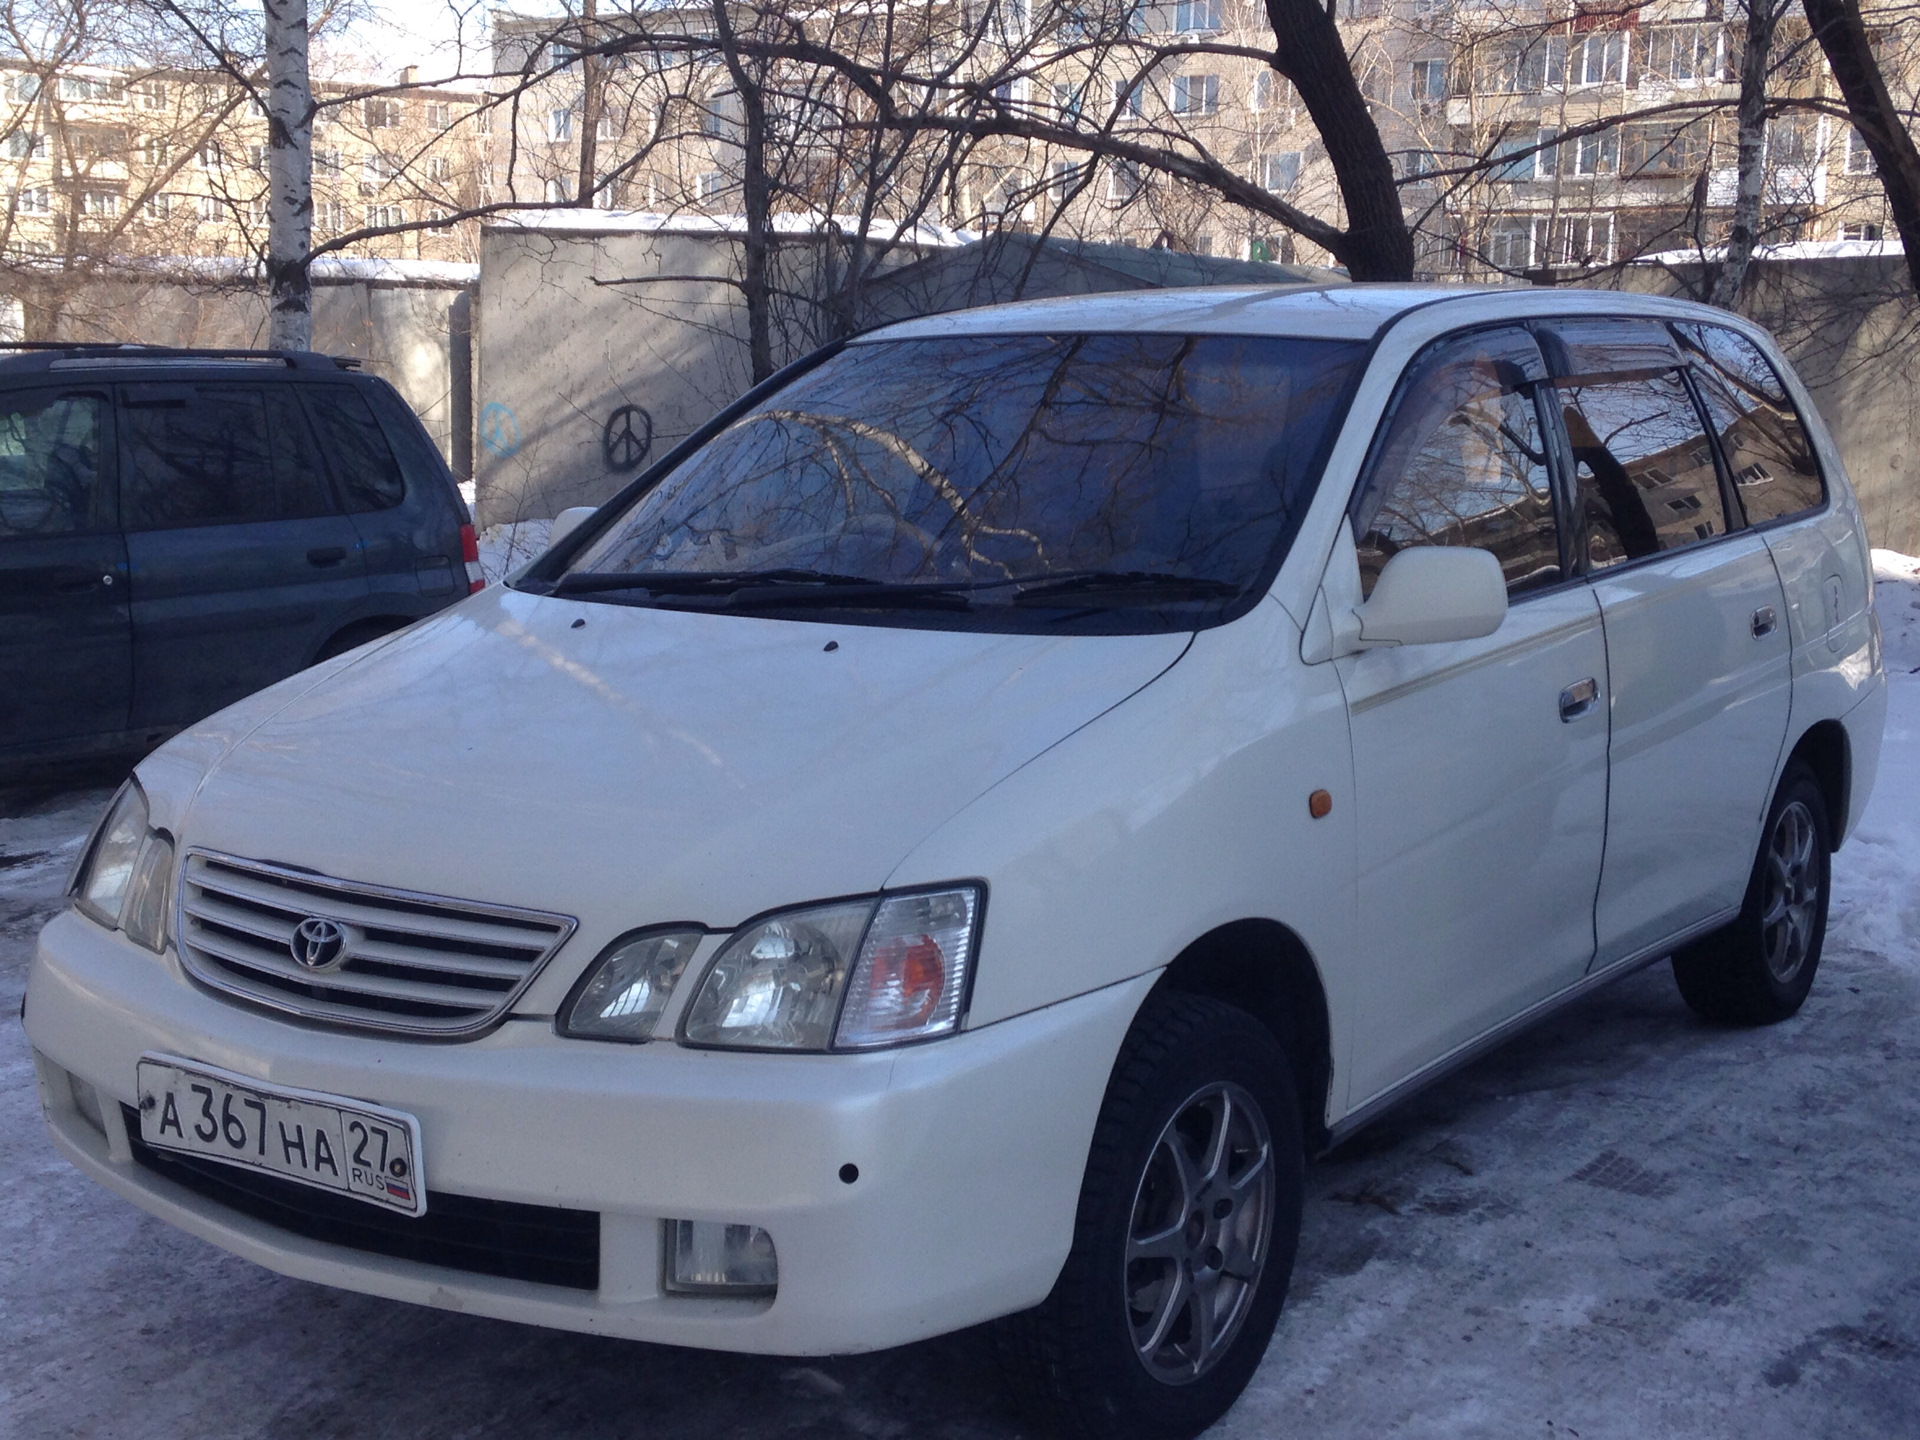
left=1829, top=550, right=1920, bottom=970
left=475, top=519, right=553, bottom=586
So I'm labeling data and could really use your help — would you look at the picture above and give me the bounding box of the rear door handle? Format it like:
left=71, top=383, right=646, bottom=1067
left=1559, top=677, right=1599, bottom=722
left=307, top=547, right=348, bottom=568
left=50, top=567, right=109, bottom=594
left=1752, top=604, right=1777, bottom=639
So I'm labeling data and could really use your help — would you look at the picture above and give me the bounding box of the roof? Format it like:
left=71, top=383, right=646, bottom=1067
left=857, top=281, right=1754, bottom=344
left=861, top=283, right=1498, bottom=342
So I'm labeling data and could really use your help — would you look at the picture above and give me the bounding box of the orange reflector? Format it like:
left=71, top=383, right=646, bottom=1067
left=1308, top=789, right=1333, bottom=819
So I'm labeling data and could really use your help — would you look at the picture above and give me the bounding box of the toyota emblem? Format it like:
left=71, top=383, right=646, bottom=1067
left=291, top=917, right=349, bottom=971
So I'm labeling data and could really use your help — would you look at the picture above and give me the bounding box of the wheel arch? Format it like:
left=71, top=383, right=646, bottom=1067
left=1153, top=919, right=1334, bottom=1155
left=311, top=615, right=414, bottom=665
left=1787, top=719, right=1851, bottom=849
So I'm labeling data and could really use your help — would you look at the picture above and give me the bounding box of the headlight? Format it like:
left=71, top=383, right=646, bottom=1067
left=558, top=928, right=703, bottom=1042
left=679, top=885, right=982, bottom=1052
left=71, top=782, right=175, bottom=954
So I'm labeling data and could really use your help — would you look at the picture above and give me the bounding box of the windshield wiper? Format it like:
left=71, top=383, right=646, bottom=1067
left=549, top=568, right=880, bottom=596
left=1010, top=571, right=1243, bottom=606
left=719, top=580, right=976, bottom=611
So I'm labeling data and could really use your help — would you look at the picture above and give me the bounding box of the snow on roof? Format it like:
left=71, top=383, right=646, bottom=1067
left=484, top=207, right=975, bottom=247
left=37, top=254, right=479, bottom=287
left=1637, top=238, right=1906, bottom=265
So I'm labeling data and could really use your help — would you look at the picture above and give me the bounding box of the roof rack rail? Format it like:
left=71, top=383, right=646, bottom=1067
left=0, top=342, right=361, bottom=371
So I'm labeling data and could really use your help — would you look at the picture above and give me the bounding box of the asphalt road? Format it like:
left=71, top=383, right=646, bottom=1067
left=5, top=774, right=1919, bottom=1440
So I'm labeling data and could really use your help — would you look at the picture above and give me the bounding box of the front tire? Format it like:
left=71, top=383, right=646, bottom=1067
left=1672, top=758, right=1831, bottom=1025
left=999, top=992, right=1303, bottom=1440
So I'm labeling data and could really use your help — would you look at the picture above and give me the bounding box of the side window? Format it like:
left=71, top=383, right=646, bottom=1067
left=1554, top=369, right=1728, bottom=570
left=125, top=386, right=279, bottom=529
left=1676, top=323, right=1826, bottom=525
left=0, top=390, right=108, bottom=538
left=303, top=386, right=406, bottom=511
left=262, top=387, right=335, bottom=519
left=1351, top=329, right=1562, bottom=599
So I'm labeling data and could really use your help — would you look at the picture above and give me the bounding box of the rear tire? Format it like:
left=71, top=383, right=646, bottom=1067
left=997, top=992, right=1303, bottom=1440
left=1672, top=759, right=1831, bottom=1025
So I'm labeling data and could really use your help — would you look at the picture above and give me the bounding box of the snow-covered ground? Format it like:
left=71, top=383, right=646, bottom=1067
left=1833, top=551, right=1920, bottom=972
left=1, top=556, right=1917, bottom=1439
left=476, top=518, right=553, bottom=586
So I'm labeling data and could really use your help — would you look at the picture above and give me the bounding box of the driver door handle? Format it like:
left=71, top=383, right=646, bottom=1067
left=1559, top=677, right=1599, bottom=722
left=1752, top=604, right=1778, bottom=639
left=307, top=546, right=348, bottom=568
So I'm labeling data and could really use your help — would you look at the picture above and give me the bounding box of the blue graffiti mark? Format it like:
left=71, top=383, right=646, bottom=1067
left=480, top=401, right=521, bottom=457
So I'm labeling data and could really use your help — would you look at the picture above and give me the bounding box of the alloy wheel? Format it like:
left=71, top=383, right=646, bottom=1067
left=1123, top=1081, right=1275, bottom=1384
left=1760, top=798, right=1820, bottom=984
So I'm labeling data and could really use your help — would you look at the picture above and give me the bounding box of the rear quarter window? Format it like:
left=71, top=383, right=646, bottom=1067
left=1675, top=323, right=1826, bottom=526
left=303, top=385, right=406, bottom=512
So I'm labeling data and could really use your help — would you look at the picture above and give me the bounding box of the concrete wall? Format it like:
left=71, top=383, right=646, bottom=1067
left=9, top=271, right=473, bottom=471
left=1615, top=254, right=1920, bottom=555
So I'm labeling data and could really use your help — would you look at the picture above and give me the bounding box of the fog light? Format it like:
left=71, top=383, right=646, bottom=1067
left=664, top=1219, right=777, bottom=1296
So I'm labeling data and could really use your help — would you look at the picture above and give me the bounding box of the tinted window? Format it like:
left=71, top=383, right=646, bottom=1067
left=1352, top=329, right=1561, bottom=598
left=1677, top=323, right=1825, bottom=525
left=565, top=333, right=1365, bottom=630
left=126, top=386, right=278, bottom=528
left=0, top=391, right=107, bottom=538
left=1555, top=369, right=1728, bottom=570
left=305, top=386, right=405, bottom=511
left=264, top=387, right=335, bottom=518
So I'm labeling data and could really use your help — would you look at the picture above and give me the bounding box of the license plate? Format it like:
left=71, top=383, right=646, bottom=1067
left=135, top=1055, right=425, bottom=1217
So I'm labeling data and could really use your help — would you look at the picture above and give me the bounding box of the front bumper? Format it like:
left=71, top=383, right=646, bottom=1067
left=26, top=909, right=1152, bottom=1354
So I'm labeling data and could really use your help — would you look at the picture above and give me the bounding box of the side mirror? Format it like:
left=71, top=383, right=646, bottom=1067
left=547, top=506, right=598, bottom=552
left=1356, top=546, right=1508, bottom=647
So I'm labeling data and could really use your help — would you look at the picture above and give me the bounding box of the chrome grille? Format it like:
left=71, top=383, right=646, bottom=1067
left=176, top=850, right=575, bottom=1038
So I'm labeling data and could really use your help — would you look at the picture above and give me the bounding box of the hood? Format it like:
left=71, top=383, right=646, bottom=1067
left=175, top=587, right=1190, bottom=937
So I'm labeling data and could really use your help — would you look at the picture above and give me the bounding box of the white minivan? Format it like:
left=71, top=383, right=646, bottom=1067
left=27, top=285, right=1886, bottom=1439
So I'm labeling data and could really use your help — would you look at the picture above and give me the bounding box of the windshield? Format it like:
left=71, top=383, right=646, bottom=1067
left=551, top=332, right=1366, bottom=632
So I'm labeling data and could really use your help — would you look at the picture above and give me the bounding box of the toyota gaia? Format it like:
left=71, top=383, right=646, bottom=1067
left=26, top=286, right=1885, bottom=1439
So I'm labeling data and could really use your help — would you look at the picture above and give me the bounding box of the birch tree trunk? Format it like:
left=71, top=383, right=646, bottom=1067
left=1709, top=0, right=1779, bottom=310
left=711, top=0, right=774, bottom=383
left=264, top=0, right=314, bottom=350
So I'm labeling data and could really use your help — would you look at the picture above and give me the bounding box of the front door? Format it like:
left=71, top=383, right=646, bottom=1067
left=0, top=386, right=130, bottom=760
left=1336, top=327, right=1608, bottom=1107
left=1539, top=322, right=1794, bottom=964
left=119, top=381, right=369, bottom=733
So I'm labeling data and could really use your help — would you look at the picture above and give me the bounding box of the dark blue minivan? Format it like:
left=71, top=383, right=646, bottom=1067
left=0, top=346, right=479, bottom=774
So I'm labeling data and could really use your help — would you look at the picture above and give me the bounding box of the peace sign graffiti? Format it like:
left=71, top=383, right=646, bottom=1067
left=603, top=404, right=654, bottom=471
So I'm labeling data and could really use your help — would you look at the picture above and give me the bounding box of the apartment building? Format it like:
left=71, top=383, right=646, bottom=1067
left=491, top=2, right=1897, bottom=277
left=0, top=60, right=488, bottom=271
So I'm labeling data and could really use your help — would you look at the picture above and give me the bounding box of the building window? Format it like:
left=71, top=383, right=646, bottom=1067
left=198, top=194, right=222, bottom=222
left=315, top=147, right=343, bottom=174
left=1052, top=82, right=1082, bottom=119
left=545, top=176, right=569, bottom=203
left=1569, top=129, right=1620, bottom=176
left=1260, top=151, right=1301, bottom=192
left=1410, top=59, right=1448, bottom=103
left=9, top=185, right=49, bottom=214
left=365, top=98, right=402, bottom=129
left=361, top=153, right=390, bottom=190
left=134, top=79, right=167, bottom=110
left=1250, top=70, right=1277, bottom=114
left=1487, top=215, right=1545, bottom=270
left=195, top=142, right=220, bottom=169
left=141, top=192, right=173, bottom=220
left=1111, top=78, right=1144, bottom=118
left=476, top=106, right=493, bottom=137
left=597, top=112, right=617, bottom=141
left=1642, top=24, right=1724, bottom=87
left=1171, top=74, right=1219, bottom=116
left=58, top=75, right=122, bottom=103
left=5, top=130, right=45, bottom=160
left=697, top=170, right=728, bottom=201
left=427, top=156, right=452, bottom=183
left=1841, top=222, right=1885, bottom=241
left=1568, top=32, right=1627, bottom=87
left=1049, top=158, right=1082, bottom=202
left=1174, top=0, right=1223, bottom=33
left=140, top=137, right=170, bottom=167
left=317, top=199, right=346, bottom=231
left=1767, top=115, right=1816, bottom=166
left=249, top=143, right=271, bottom=171
left=1624, top=121, right=1708, bottom=176
left=426, top=207, right=452, bottom=233
left=1845, top=127, right=1877, bottom=175
left=548, top=107, right=573, bottom=142
left=78, top=190, right=119, bottom=217
left=4, top=75, right=40, bottom=103
left=1553, top=213, right=1613, bottom=266
left=364, top=202, right=404, bottom=227
left=425, top=102, right=453, bottom=130
left=1107, top=158, right=1143, bottom=201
